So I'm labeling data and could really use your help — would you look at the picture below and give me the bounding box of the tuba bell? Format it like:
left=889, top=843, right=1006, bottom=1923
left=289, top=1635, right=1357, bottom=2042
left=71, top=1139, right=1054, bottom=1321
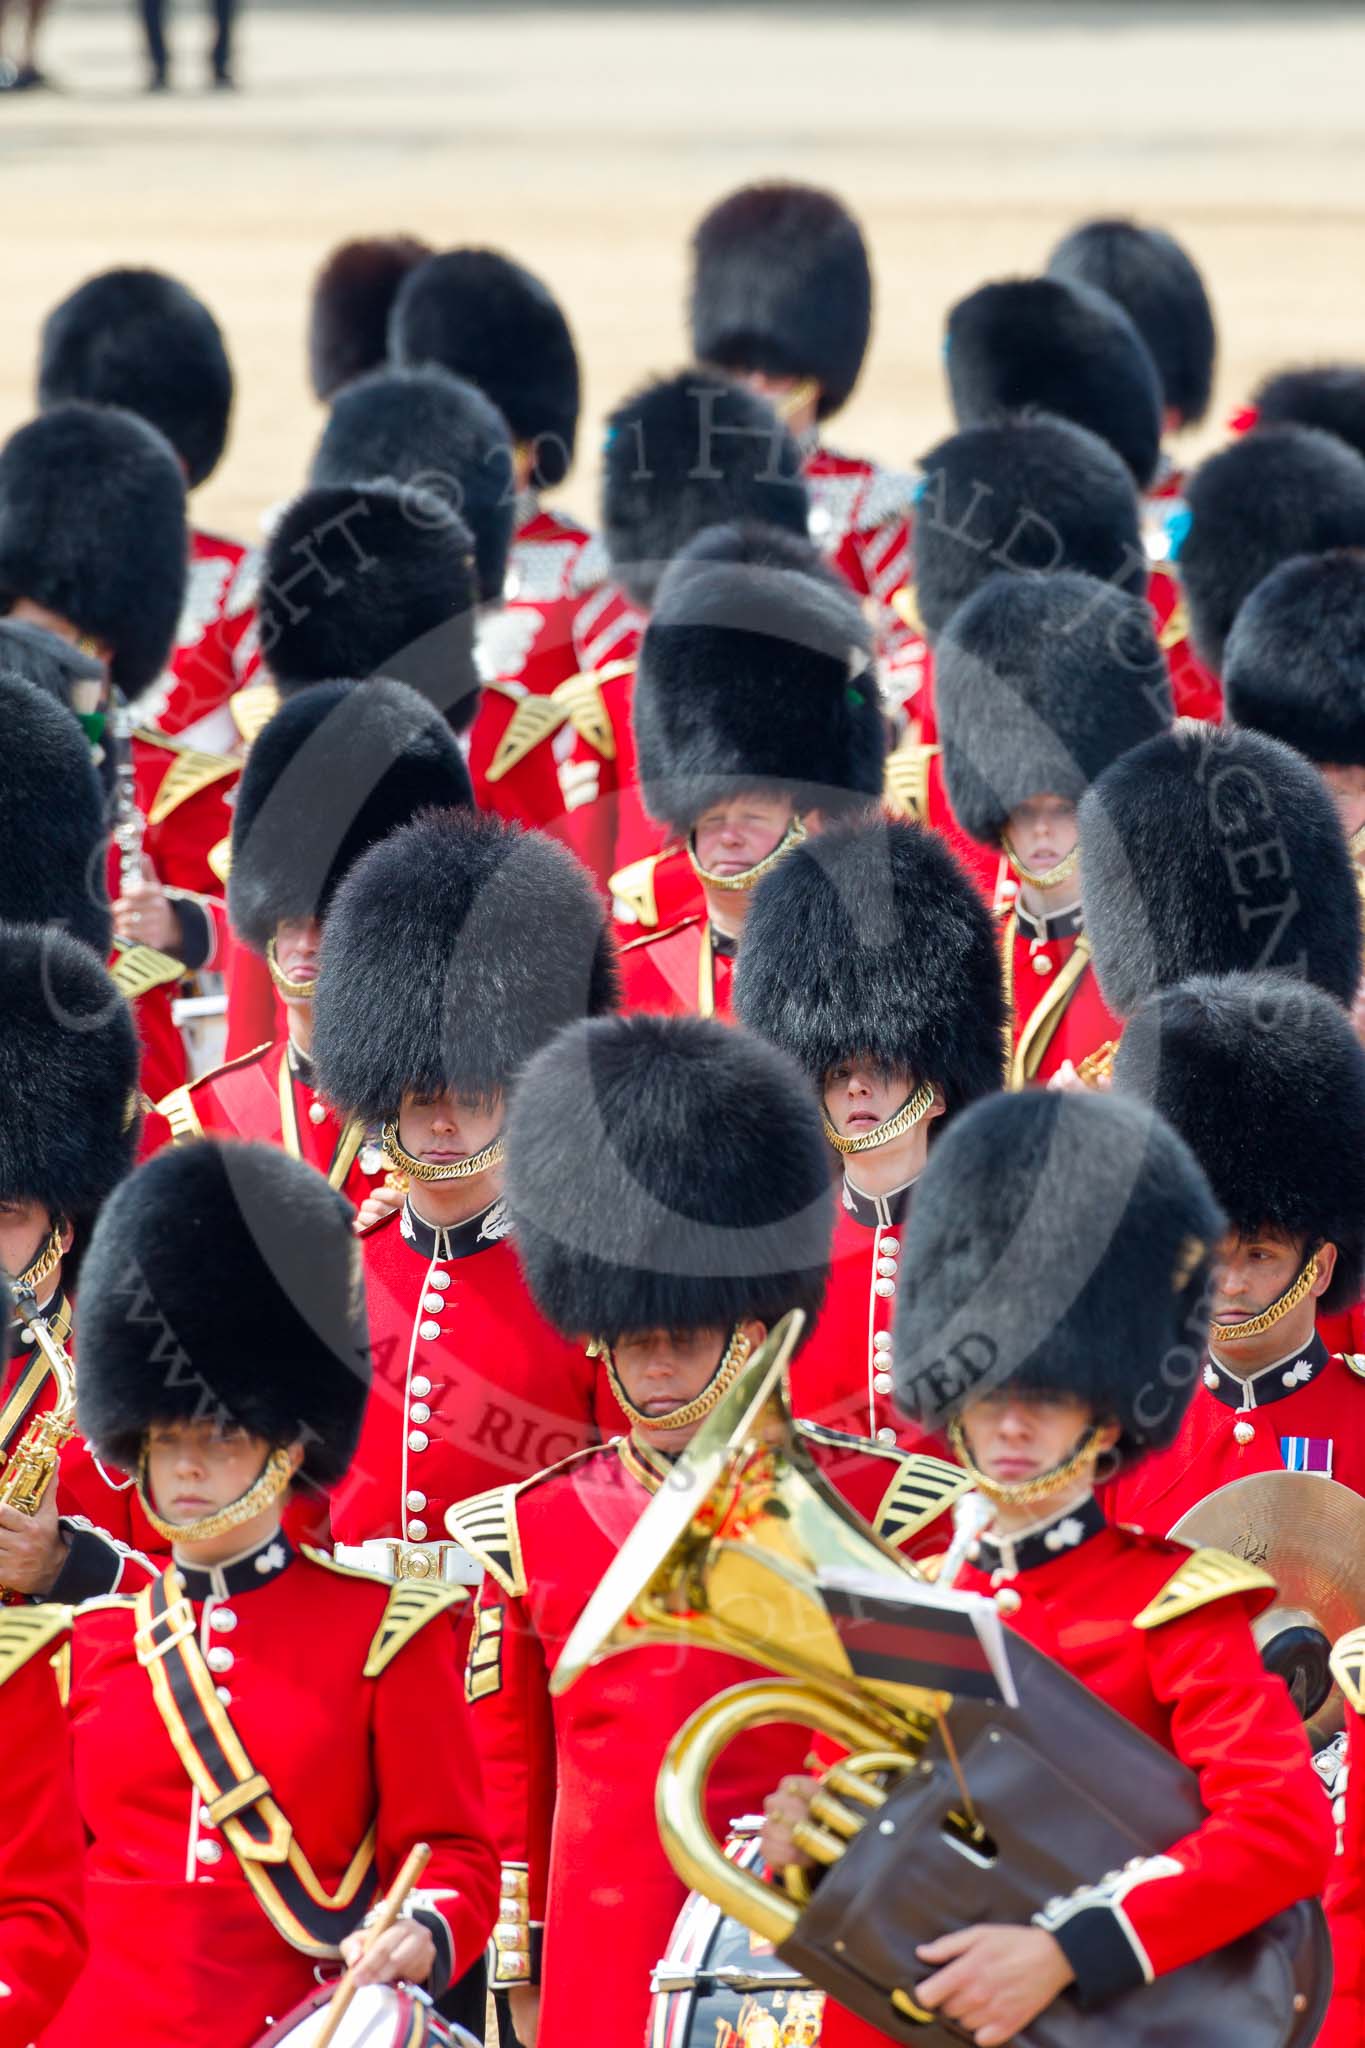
left=555, top=1312, right=1331, bottom=2048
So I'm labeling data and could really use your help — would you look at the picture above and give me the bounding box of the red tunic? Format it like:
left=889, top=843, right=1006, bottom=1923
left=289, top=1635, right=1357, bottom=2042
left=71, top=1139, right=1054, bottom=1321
left=1107, top=1332, right=1365, bottom=1532
left=1148, top=565, right=1223, bottom=723
left=618, top=916, right=735, bottom=1020
left=131, top=726, right=238, bottom=900
left=133, top=529, right=259, bottom=745
left=327, top=1202, right=624, bottom=1551
left=455, top=1428, right=963, bottom=2048
left=822, top=1500, right=1333, bottom=2046
left=555, top=589, right=648, bottom=893
left=998, top=904, right=1120, bottom=1088
left=158, top=1038, right=384, bottom=1211
left=1321, top=1635, right=1364, bottom=2048
left=0, top=1612, right=87, bottom=2046
left=803, top=447, right=924, bottom=713
left=43, top=1539, right=498, bottom=2048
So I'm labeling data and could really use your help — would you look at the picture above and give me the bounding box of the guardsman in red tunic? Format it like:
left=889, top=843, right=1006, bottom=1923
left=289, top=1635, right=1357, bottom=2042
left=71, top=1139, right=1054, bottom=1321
left=310, top=808, right=625, bottom=1576
left=618, top=526, right=885, bottom=1018
left=553, top=371, right=810, bottom=892
left=686, top=182, right=923, bottom=710
left=734, top=815, right=1003, bottom=1447
left=944, top=270, right=1220, bottom=723
left=452, top=1012, right=968, bottom=2048
left=1079, top=718, right=1362, bottom=1085
left=933, top=571, right=1171, bottom=1087
left=1045, top=216, right=1218, bottom=517
left=0, top=926, right=162, bottom=1599
left=159, top=678, right=473, bottom=1213
left=763, top=1088, right=1334, bottom=2048
left=43, top=1139, right=498, bottom=2048
left=1106, top=973, right=1365, bottom=1530
left=1322, top=1629, right=1365, bottom=2048
left=38, top=267, right=256, bottom=753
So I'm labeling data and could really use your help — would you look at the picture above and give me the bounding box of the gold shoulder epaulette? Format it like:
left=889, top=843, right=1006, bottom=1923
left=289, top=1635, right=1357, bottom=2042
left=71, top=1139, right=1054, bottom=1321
left=146, top=747, right=239, bottom=827
left=364, top=1580, right=464, bottom=1679
left=158, top=1084, right=203, bottom=1142
left=1331, top=1627, right=1365, bottom=1714
left=229, top=679, right=280, bottom=748
left=890, top=583, right=926, bottom=637
left=883, top=738, right=940, bottom=824
left=207, top=834, right=231, bottom=885
left=1133, top=1546, right=1276, bottom=1631
left=609, top=852, right=663, bottom=930
left=1340, top=1354, right=1365, bottom=1381
left=618, top=915, right=700, bottom=957
left=0, top=1604, right=71, bottom=1689
left=485, top=657, right=631, bottom=783
left=1157, top=593, right=1190, bottom=652
left=445, top=1486, right=527, bottom=1599
left=109, top=938, right=186, bottom=999
left=874, top=1454, right=972, bottom=1550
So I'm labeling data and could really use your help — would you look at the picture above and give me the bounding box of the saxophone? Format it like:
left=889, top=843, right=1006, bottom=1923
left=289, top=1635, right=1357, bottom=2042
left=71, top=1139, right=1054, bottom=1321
left=0, top=1283, right=78, bottom=1528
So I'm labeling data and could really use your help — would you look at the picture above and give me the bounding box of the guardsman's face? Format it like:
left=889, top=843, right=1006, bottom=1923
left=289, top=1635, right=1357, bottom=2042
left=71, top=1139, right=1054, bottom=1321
left=143, top=1419, right=276, bottom=1524
left=1319, top=763, right=1365, bottom=843
left=398, top=1087, right=505, bottom=1167
left=0, top=1198, right=61, bottom=1287
left=1211, top=1229, right=1335, bottom=1329
left=613, top=1318, right=766, bottom=1451
left=272, top=916, right=323, bottom=1007
left=1005, top=794, right=1078, bottom=873
left=957, top=1388, right=1112, bottom=1486
left=693, top=792, right=795, bottom=878
left=823, top=1056, right=944, bottom=1140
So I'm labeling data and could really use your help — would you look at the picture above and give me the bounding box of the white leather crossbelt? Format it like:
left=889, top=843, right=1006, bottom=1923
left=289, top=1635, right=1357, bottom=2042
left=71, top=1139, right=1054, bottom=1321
left=334, top=1538, right=484, bottom=1587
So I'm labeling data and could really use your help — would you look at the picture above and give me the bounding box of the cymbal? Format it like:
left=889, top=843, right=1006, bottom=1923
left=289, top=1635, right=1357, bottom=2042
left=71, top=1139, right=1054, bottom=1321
left=1171, top=1472, right=1365, bottom=1747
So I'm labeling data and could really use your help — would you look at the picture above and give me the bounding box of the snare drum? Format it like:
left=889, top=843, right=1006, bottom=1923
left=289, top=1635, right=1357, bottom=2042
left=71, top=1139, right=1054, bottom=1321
left=253, top=1981, right=479, bottom=2048
left=649, top=1832, right=825, bottom=2048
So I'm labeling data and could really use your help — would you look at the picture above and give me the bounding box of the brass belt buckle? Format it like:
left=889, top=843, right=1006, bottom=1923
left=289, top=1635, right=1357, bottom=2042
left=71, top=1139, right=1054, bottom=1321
left=394, top=1542, right=442, bottom=1581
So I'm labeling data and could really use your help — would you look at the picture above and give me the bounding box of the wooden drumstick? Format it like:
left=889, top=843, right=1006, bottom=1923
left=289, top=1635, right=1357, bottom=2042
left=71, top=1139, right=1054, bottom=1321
left=314, top=1842, right=432, bottom=2048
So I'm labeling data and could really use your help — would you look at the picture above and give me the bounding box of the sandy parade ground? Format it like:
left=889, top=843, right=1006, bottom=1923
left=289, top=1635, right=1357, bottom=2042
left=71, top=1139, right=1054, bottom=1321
left=2, top=1, right=1364, bottom=545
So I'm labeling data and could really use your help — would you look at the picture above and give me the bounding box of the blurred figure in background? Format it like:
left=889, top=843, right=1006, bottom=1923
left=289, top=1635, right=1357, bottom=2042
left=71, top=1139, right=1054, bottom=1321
left=0, top=0, right=54, bottom=91
left=139, top=0, right=236, bottom=93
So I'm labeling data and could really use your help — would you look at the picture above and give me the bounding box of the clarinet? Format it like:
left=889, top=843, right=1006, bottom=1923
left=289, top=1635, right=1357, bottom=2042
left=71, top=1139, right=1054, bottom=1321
left=110, top=702, right=144, bottom=899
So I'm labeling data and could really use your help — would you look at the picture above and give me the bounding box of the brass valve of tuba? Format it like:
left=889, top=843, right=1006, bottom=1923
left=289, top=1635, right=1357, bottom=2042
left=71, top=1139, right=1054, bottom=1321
left=1, top=1284, right=78, bottom=1539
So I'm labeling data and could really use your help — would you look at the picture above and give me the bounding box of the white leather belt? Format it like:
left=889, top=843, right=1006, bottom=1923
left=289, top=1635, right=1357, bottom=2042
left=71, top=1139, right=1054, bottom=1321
left=334, top=1538, right=484, bottom=1587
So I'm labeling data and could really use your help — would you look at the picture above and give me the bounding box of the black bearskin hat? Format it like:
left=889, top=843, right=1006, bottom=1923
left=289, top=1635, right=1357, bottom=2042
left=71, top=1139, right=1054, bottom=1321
left=506, top=1012, right=833, bottom=1344
left=1080, top=722, right=1362, bottom=1020
left=936, top=571, right=1171, bottom=846
left=0, top=619, right=104, bottom=708
left=78, top=1140, right=370, bottom=1486
left=0, top=404, right=186, bottom=698
left=689, top=182, right=872, bottom=419
left=307, top=234, right=432, bottom=402
left=1252, top=366, right=1365, bottom=463
left=912, top=414, right=1142, bottom=644
left=634, top=548, right=884, bottom=834
left=227, top=678, right=473, bottom=955
left=1116, top=972, right=1365, bottom=1314
left=946, top=275, right=1163, bottom=489
left=309, top=365, right=516, bottom=603
left=733, top=817, right=1005, bottom=1118
left=0, top=926, right=138, bottom=1243
left=313, top=810, right=618, bottom=1121
left=1046, top=219, right=1216, bottom=428
left=1178, top=425, right=1365, bottom=672
left=0, top=676, right=110, bottom=955
left=892, top=1089, right=1223, bottom=1462
left=1224, top=551, right=1365, bottom=768
left=256, top=482, right=481, bottom=732
left=602, top=372, right=808, bottom=609
left=38, top=267, right=233, bottom=489
left=389, top=248, right=581, bottom=490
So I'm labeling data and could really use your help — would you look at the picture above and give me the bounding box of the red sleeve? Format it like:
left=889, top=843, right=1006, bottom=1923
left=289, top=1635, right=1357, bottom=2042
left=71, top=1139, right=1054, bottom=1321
left=0, top=1641, right=87, bottom=2045
left=1036, top=1596, right=1333, bottom=2000
left=371, top=1602, right=499, bottom=1993
left=465, top=1573, right=558, bottom=1988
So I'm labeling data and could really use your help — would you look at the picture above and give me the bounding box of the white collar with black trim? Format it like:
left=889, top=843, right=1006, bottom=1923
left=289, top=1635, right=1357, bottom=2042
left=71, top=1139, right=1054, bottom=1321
left=173, top=1530, right=295, bottom=1602
left=400, top=1195, right=512, bottom=1263
left=841, top=1173, right=919, bottom=1232
left=1203, top=1330, right=1328, bottom=1411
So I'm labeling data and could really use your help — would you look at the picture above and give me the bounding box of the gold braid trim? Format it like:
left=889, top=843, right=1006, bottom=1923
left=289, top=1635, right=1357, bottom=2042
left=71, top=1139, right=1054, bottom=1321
left=948, top=1418, right=1105, bottom=1510
left=822, top=1079, right=936, bottom=1156
left=686, top=813, right=808, bottom=894
left=135, top=1445, right=295, bottom=1544
left=1214, top=1255, right=1319, bottom=1344
left=603, top=1327, right=753, bottom=1434
left=1000, top=836, right=1081, bottom=891
left=380, top=1123, right=505, bottom=1184
left=11, top=1226, right=64, bottom=1298
left=265, top=939, right=316, bottom=1002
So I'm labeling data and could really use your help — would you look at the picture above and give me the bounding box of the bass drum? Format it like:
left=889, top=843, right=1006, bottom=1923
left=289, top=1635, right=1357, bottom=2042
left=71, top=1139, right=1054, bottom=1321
left=650, top=1831, right=826, bottom=2048
left=254, top=1982, right=480, bottom=2048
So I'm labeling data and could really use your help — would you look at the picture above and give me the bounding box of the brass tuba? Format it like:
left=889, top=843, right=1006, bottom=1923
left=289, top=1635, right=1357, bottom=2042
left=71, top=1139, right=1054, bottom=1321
left=555, top=1312, right=1330, bottom=2047
left=0, top=1283, right=78, bottom=1587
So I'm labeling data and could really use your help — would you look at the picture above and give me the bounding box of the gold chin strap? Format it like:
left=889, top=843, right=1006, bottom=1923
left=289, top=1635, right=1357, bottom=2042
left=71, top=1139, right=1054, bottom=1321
left=381, top=1121, right=506, bottom=1184
left=1214, top=1254, right=1320, bottom=1344
left=772, top=377, right=821, bottom=423
left=604, top=1326, right=754, bottom=1435
left=1001, top=836, right=1081, bottom=892
left=948, top=1417, right=1104, bottom=1510
left=687, top=813, right=808, bottom=894
left=266, top=939, right=317, bottom=1003
left=135, top=1444, right=296, bottom=1544
left=822, top=1078, right=936, bottom=1157
left=10, top=1226, right=64, bottom=1300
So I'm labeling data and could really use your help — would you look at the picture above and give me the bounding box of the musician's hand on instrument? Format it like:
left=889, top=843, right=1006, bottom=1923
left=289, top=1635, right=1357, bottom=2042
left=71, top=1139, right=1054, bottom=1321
left=914, top=1924, right=1074, bottom=2046
left=113, top=857, right=178, bottom=953
left=759, top=1774, right=820, bottom=1873
left=507, top=1982, right=541, bottom=2047
left=353, top=1179, right=405, bottom=1236
left=339, top=1914, right=436, bottom=1989
left=0, top=1489, right=69, bottom=1595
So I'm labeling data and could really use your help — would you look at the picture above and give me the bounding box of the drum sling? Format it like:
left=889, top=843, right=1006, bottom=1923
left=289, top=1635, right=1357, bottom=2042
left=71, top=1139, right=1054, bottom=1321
left=135, top=1568, right=380, bottom=1956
